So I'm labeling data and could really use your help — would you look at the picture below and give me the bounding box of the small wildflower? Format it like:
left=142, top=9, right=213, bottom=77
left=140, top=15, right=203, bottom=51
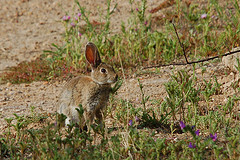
left=179, top=121, right=186, bottom=130
left=211, top=15, right=217, bottom=20
left=128, top=120, right=133, bottom=126
left=62, top=16, right=67, bottom=21
left=135, top=97, right=140, bottom=102
left=78, top=32, right=82, bottom=37
left=162, top=14, right=166, bottom=18
left=195, top=129, right=200, bottom=136
left=144, top=21, right=148, bottom=25
left=210, top=133, right=217, bottom=141
left=135, top=116, right=139, bottom=122
left=191, top=125, right=195, bottom=129
left=136, top=8, right=139, bottom=12
left=62, top=15, right=70, bottom=21
left=188, top=142, right=196, bottom=148
left=201, top=13, right=207, bottom=19
left=78, top=12, right=82, bottom=17
left=70, top=22, right=76, bottom=27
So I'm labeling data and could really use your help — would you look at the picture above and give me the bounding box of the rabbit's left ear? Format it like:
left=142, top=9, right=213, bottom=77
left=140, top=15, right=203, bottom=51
left=85, top=42, right=101, bottom=68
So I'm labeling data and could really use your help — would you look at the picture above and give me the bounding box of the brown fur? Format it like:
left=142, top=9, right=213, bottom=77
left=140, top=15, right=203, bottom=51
left=57, top=42, right=118, bottom=129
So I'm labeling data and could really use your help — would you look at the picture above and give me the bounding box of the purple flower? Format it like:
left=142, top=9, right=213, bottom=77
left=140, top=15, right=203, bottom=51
left=78, top=32, right=82, bottom=37
left=210, top=133, right=217, bottom=141
left=195, top=129, right=200, bottom=136
left=188, top=142, right=196, bottom=148
left=201, top=13, right=207, bottom=19
left=62, top=16, right=67, bottom=20
left=144, top=21, right=148, bottom=25
left=128, top=120, right=133, bottom=126
left=62, top=15, right=70, bottom=21
left=179, top=121, right=186, bottom=130
left=135, top=116, right=139, bottom=122
left=136, top=8, right=139, bottom=12
left=71, top=22, right=76, bottom=27
left=70, top=22, right=76, bottom=27
left=191, top=125, right=195, bottom=129
left=135, top=97, right=140, bottom=102
left=78, top=13, right=82, bottom=17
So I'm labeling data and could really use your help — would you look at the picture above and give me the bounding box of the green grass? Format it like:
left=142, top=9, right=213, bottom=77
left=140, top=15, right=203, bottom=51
left=0, top=70, right=239, bottom=159
left=0, top=0, right=240, bottom=159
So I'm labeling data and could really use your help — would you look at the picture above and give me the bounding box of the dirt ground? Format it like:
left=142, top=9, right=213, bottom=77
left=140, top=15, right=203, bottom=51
left=0, top=0, right=239, bottom=132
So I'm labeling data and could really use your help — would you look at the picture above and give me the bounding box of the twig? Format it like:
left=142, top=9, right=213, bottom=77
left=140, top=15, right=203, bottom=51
left=143, top=49, right=240, bottom=69
left=172, top=23, right=189, bottom=64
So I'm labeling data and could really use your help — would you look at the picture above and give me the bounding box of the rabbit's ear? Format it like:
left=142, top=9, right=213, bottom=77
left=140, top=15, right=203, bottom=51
left=85, top=42, right=101, bottom=68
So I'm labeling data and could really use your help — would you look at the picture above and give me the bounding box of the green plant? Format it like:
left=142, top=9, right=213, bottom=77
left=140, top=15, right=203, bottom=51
left=162, top=69, right=200, bottom=123
left=201, top=76, right=221, bottom=103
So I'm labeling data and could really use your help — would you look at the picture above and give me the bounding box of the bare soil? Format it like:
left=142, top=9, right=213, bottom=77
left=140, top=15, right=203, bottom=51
left=0, top=0, right=239, bottom=133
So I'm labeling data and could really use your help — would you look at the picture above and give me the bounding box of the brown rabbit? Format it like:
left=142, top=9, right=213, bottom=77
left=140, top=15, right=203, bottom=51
left=57, top=42, right=118, bottom=129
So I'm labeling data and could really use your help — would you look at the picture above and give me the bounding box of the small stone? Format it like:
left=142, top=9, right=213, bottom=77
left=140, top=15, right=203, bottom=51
left=43, top=81, right=48, bottom=85
left=47, top=55, right=52, bottom=59
left=25, top=84, right=30, bottom=87
left=222, top=47, right=240, bottom=72
left=6, top=82, right=11, bottom=87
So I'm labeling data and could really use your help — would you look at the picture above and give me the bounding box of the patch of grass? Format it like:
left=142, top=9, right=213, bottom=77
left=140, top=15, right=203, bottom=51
left=1, top=71, right=239, bottom=159
left=0, top=55, right=79, bottom=84
left=162, top=69, right=200, bottom=123
left=0, top=56, right=51, bottom=84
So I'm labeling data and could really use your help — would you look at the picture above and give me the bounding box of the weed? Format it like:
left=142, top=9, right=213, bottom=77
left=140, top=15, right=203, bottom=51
left=1, top=56, right=51, bottom=84
left=163, top=69, right=200, bottom=122
left=201, top=76, right=221, bottom=103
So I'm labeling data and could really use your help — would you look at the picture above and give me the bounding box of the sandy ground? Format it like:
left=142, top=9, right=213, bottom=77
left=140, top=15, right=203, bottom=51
left=0, top=0, right=239, bottom=132
left=0, top=0, right=163, bottom=71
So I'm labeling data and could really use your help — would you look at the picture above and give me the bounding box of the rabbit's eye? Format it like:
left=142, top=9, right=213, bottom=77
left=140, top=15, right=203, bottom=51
left=101, top=68, right=107, bottom=73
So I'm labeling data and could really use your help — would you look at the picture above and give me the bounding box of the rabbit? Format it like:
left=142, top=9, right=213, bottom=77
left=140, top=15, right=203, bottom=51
left=57, top=42, right=118, bottom=130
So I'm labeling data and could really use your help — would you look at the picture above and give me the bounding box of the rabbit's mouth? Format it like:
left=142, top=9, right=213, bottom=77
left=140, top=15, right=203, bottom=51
left=93, top=77, right=117, bottom=85
left=107, top=79, right=117, bottom=84
left=92, top=79, right=113, bottom=85
left=108, top=74, right=118, bottom=84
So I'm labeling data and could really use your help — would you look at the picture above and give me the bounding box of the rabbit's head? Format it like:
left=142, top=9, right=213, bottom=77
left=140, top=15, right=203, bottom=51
left=85, top=42, right=118, bottom=85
